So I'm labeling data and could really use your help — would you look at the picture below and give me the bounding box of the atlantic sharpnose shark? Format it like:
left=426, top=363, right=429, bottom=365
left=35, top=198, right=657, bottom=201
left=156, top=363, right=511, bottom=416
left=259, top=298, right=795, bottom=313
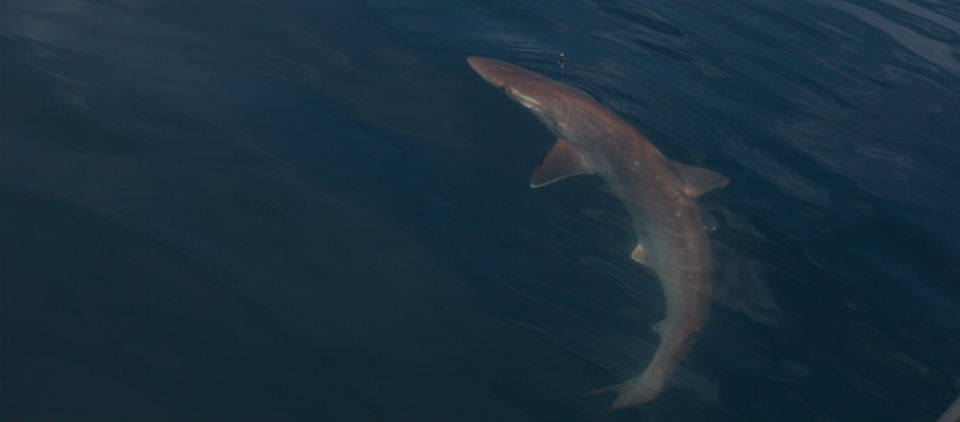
left=468, top=56, right=728, bottom=410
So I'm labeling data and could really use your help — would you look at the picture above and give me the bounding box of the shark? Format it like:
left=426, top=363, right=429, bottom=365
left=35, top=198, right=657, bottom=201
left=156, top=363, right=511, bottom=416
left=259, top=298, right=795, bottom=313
left=940, top=392, right=960, bottom=422
left=468, top=56, right=728, bottom=410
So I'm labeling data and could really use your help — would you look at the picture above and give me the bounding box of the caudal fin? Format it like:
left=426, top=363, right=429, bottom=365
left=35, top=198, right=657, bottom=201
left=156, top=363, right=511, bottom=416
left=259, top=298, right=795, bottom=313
left=939, top=392, right=960, bottom=422
left=588, top=373, right=667, bottom=411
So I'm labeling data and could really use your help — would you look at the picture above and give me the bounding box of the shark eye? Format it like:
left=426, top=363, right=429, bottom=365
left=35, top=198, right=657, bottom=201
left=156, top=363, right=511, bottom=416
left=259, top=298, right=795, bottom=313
left=499, top=85, right=509, bottom=93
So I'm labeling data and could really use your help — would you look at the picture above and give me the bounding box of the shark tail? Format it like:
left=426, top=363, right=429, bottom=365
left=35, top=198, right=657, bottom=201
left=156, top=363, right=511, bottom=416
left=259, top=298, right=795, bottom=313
left=939, top=392, right=960, bottom=422
left=588, top=371, right=668, bottom=411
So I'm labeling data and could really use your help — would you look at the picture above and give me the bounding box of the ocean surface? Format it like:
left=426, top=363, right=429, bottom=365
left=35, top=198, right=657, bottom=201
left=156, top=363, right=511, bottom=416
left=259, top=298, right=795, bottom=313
left=2, top=0, right=959, bottom=419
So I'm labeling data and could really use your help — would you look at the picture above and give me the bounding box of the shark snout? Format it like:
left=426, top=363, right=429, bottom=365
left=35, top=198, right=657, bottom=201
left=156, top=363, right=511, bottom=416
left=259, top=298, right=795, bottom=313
left=467, top=56, right=505, bottom=86
left=468, top=56, right=545, bottom=111
left=466, top=56, right=497, bottom=73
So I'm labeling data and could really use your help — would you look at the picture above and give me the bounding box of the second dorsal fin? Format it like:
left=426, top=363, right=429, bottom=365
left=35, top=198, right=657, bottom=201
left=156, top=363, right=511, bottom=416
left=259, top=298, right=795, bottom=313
left=530, top=139, right=593, bottom=188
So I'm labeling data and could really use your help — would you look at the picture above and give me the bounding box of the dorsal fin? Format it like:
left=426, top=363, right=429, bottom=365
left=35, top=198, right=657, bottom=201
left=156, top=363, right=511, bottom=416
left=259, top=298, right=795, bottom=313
left=530, top=139, right=593, bottom=188
left=666, top=159, right=729, bottom=198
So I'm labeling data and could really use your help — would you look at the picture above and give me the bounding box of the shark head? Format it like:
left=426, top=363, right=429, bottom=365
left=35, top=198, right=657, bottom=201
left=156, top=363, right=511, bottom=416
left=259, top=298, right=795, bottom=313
left=468, top=56, right=585, bottom=137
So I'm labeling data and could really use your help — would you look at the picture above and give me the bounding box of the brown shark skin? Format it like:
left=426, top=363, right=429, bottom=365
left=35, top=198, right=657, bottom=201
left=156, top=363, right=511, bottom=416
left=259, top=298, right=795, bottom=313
left=468, top=57, right=727, bottom=410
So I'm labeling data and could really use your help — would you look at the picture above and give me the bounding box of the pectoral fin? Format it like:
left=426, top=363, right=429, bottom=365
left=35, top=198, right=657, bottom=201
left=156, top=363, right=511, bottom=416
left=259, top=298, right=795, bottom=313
left=530, top=139, right=593, bottom=188
left=667, top=160, right=729, bottom=198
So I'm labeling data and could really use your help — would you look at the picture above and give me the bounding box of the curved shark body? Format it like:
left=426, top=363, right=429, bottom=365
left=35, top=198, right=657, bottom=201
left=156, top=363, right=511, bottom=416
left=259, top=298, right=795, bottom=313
left=468, top=57, right=728, bottom=409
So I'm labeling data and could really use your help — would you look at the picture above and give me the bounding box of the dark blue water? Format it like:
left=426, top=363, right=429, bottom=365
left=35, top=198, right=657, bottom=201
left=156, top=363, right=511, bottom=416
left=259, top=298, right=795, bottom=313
left=2, top=0, right=959, bottom=419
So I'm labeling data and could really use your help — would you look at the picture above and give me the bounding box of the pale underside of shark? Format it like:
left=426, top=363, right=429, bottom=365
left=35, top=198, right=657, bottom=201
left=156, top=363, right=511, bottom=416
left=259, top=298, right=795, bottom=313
left=468, top=56, right=729, bottom=410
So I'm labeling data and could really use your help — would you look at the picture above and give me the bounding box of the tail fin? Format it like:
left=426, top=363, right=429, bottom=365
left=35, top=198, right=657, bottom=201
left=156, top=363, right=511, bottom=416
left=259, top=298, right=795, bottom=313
left=587, top=372, right=667, bottom=411
left=939, top=392, right=960, bottom=422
